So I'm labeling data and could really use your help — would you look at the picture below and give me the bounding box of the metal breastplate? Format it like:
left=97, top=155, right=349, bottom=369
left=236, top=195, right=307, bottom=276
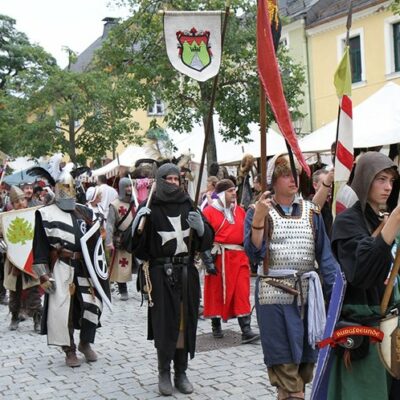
left=269, top=200, right=316, bottom=272
left=258, top=200, right=317, bottom=306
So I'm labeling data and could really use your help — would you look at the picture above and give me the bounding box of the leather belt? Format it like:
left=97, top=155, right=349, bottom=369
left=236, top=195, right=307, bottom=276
left=51, top=248, right=83, bottom=261
left=151, top=256, right=189, bottom=265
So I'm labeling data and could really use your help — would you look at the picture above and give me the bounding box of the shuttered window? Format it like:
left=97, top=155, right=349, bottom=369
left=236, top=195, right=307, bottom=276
left=349, top=36, right=362, bottom=83
left=393, top=22, right=400, bottom=72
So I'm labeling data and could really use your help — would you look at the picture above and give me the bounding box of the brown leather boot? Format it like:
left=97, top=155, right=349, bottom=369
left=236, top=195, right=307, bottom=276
left=78, top=342, right=98, bottom=362
left=65, top=351, right=81, bottom=368
left=33, top=311, right=41, bottom=333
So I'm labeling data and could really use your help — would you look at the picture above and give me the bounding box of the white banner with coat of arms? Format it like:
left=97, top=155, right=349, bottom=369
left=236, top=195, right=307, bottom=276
left=164, top=11, right=222, bottom=82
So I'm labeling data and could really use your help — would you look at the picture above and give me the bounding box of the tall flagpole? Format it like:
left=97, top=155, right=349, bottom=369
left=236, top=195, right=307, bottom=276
left=332, top=0, right=353, bottom=218
left=259, top=81, right=267, bottom=192
left=334, top=0, right=353, bottom=158
left=193, top=1, right=231, bottom=208
left=345, top=1, right=353, bottom=46
left=260, top=79, right=269, bottom=276
left=179, top=2, right=231, bottom=353
left=260, top=84, right=267, bottom=193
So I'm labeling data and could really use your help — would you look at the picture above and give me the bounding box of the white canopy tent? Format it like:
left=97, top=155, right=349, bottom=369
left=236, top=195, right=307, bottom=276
left=91, top=145, right=160, bottom=178
left=168, top=116, right=287, bottom=164
left=299, top=82, right=400, bottom=153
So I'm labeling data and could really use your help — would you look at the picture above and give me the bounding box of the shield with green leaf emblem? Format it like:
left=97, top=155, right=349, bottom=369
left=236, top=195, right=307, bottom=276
left=1, top=206, right=42, bottom=278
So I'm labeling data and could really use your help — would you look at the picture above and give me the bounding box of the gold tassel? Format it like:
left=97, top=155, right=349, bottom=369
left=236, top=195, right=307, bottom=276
left=343, top=349, right=352, bottom=370
left=267, top=0, right=280, bottom=30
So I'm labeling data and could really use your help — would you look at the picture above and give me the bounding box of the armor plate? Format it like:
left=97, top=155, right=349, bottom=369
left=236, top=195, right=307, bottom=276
left=259, top=200, right=316, bottom=305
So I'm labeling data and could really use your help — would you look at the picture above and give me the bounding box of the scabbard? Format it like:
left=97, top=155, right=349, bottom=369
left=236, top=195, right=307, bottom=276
left=265, top=279, right=300, bottom=296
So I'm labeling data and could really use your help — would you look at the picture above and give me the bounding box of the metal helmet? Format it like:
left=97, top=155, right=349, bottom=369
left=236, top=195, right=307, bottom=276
left=54, top=171, right=76, bottom=211
left=9, top=186, right=25, bottom=204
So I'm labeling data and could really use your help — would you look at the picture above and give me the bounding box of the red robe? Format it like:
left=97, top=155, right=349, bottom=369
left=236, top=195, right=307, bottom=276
left=202, top=205, right=251, bottom=321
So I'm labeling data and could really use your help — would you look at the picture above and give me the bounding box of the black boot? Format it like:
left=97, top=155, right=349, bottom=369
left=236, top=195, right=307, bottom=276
left=157, top=350, right=173, bottom=396
left=211, top=317, right=224, bottom=338
left=173, top=349, right=193, bottom=394
left=33, top=311, right=41, bottom=333
left=238, top=315, right=260, bottom=344
left=9, top=312, right=19, bottom=331
left=0, top=284, right=7, bottom=305
left=118, top=282, right=129, bottom=301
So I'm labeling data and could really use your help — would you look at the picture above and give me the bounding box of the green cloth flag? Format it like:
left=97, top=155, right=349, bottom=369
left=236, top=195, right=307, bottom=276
left=334, top=46, right=352, bottom=98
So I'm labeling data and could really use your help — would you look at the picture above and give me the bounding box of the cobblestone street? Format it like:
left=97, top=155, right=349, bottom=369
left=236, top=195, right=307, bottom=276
left=0, top=278, right=311, bottom=400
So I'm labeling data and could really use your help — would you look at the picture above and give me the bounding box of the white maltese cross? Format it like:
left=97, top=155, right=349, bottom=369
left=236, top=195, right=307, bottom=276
left=157, top=216, right=190, bottom=255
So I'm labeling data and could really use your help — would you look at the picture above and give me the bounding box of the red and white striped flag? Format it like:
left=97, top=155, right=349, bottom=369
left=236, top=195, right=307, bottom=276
left=333, top=46, right=353, bottom=215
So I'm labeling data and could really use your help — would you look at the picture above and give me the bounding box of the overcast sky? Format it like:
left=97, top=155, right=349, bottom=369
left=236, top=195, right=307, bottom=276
left=1, top=0, right=131, bottom=68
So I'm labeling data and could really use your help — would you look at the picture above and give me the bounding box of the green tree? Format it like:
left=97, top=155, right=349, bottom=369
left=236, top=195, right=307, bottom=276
left=0, top=15, right=143, bottom=164
left=97, top=0, right=306, bottom=165
left=19, top=61, right=142, bottom=164
left=392, top=0, right=400, bottom=14
left=0, top=14, right=56, bottom=94
left=0, top=14, right=57, bottom=155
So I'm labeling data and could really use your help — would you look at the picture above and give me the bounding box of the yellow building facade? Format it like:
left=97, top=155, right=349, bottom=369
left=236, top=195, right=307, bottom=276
left=307, top=1, right=400, bottom=129
left=70, top=18, right=167, bottom=163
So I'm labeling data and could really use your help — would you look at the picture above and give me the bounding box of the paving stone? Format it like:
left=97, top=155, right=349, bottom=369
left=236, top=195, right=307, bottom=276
left=0, top=278, right=312, bottom=399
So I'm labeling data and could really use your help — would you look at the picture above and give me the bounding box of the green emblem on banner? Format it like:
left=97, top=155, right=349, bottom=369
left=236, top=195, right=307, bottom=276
left=177, top=27, right=212, bottom=71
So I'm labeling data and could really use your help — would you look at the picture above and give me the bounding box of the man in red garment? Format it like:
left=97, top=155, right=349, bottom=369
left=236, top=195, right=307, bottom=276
left=202, top=179, right=259, bottom=344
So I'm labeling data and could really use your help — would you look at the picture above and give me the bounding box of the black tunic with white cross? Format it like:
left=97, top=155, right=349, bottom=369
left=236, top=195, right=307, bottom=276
left=132, top=193, right=214, bottom=359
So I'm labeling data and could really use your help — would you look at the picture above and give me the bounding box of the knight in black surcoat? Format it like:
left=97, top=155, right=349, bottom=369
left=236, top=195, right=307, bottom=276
left=32, top=170, right=108, bottom=368
left=131, top=163, right=214, bottom=396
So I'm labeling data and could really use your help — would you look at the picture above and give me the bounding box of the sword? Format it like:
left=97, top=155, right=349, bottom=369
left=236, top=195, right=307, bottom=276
left=264, top=278, right=300, bottom=296
left=128, top=174, right=139, bottom=209
left=137, top=181, right=156, bottom=235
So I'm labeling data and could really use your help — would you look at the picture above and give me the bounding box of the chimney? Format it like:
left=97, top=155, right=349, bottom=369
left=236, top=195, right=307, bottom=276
left=102, top=17, right=118, bottom=38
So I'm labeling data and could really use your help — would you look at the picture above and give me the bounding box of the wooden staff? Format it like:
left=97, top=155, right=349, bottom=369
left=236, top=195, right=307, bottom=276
left=192, top=3, right=231, bottom=209
left=0, top=160, right=8, bottom=188
left=137, top=181, right=156, bottom=234
left=259, top=82, right=270, bottom=276
left=332, top=0, right=353, bottom=219
left=187, top=2, right=231, bottom=258
left=380, top=247, right=400, bottom=315
left=112, top=153, right=120, bottom=188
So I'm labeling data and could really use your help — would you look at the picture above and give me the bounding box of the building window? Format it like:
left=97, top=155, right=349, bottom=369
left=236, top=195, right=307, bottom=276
left=148, top=99, right=165, bottom=116
left=394, top=22, right=400, bottom=72
left=384, top=16, right=400, bottom=77
left=349, top=36, right=362, bottom=83
left=337, top=28, right=365, bottom=85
